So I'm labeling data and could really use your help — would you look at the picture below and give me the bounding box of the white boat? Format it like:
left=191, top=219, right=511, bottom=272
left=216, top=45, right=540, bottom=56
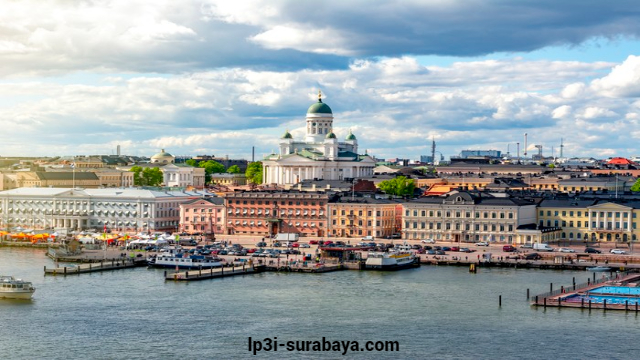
left=586, top=266, right=612, bottom=272
left=365, top=250, right=418, bottom=270
left=148, top=253, right=223, bottom=269
left=0, top=275, right=36, bottom=300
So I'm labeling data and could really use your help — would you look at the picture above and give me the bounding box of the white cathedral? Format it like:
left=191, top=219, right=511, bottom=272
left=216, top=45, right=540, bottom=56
left=262, top=92, right=375, bottom=185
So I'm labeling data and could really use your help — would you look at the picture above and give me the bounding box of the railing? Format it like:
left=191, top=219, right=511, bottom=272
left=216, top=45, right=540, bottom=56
left=531, top=271, right=633, bottom=301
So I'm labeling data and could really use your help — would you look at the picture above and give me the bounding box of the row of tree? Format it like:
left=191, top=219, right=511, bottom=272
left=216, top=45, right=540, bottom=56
left=130, top=161, right=264, bottom=187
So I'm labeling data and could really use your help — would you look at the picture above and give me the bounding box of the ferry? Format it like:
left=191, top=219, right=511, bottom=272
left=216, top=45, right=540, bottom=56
left=365, top=250, right=419, bottom=270
left=147, top=253, right=224, bottom=269
left=0, top=275, right=36, bottom=300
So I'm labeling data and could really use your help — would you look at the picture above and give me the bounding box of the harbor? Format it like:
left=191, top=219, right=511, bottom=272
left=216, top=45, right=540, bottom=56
left=44, top=258, right=144, bottom=276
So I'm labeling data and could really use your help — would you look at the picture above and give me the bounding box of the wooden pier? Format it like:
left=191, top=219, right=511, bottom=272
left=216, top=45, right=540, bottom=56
left=44, top=258, right=144, bottom=275
left=165, top=264, right=265, bottom=281
left=530, top=273, right=640, bottom=311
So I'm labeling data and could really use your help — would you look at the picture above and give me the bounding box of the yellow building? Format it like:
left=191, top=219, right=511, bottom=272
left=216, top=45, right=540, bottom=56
left=538, top=199, right=639, bottom=243
left=327, top=197, right=401, bottom=239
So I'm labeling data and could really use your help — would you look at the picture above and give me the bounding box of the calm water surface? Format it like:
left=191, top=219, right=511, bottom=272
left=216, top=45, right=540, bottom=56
left=1, top=247, right=639, bottom=359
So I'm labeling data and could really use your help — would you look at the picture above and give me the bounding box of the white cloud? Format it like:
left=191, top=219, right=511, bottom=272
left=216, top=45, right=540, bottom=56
left=591, top=55, right=640, bottom=97
left=552, top=105, right=572, bottom=119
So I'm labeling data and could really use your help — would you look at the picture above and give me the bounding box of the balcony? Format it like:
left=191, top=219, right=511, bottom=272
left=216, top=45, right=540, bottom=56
left=591, top=227, right=629, bottom=233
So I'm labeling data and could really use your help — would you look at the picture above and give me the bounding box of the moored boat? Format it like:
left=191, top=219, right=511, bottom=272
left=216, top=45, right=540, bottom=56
left=365, top=250, right=418, bottom=270
left=148, top=253, right=223, bottom=269
left=0, top=275, right=36, bottom=300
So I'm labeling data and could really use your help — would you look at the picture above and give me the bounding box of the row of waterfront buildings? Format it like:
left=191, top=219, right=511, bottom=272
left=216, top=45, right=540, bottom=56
left=2, top=185, right=640, bottom=245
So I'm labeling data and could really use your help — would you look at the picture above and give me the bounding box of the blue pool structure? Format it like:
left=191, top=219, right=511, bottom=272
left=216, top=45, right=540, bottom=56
left=587, top=286, right=640, bottom=295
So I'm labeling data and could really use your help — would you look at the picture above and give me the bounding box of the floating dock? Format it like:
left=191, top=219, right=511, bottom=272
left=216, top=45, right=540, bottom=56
left=531, top=272, right=640, bottom=311
left=44, top=258, right=145, bottom=275
left=165, top=264, right=265, bottom=281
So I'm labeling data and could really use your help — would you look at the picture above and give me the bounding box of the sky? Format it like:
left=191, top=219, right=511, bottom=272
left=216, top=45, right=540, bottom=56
left=2, top=0, right=640, bottom=161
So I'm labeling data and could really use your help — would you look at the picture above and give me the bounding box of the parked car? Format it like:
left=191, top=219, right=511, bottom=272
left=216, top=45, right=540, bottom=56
left=558, top=247, right=575, bottom=253
left=585, top=247, right=601, bottom=254
left=610, top=249, right=627, bottom=254
left=451, top=246, right=460, bottom=252
left=309, top=240, right=319, bottom=245
left=475, top=241, right=489, bottom=246
left=525, top=253, right=542, bottom=260
left=421, top=239, right=436, bottom=244
left=256, top=242, right=267, bottom=247
left=459, top=248, right=473, bottom=253
left=412, top=244, right=422, bottom=250
left=415, top=248, right=425, bottom=254
left=502, top=245, right=517, bottom=252
left=435, top=250, right=446, bottom=255
left=441, top=246, right=450, bottom=251
left=427, top=250, right=436, bottom=255
left=423, top=245, right=432, bottom=250
left=299, top=243, right=311, bottom=248
left=520, top=243, right=533, bottom=249
left=246, top=248, right=257, bottom=253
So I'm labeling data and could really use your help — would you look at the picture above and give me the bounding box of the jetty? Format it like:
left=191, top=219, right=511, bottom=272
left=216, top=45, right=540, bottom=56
left=44, top=258, right=145, bottom=276
left=165, top=264, right=265, bottom=281
left=530, top=272, right=640, bottom=311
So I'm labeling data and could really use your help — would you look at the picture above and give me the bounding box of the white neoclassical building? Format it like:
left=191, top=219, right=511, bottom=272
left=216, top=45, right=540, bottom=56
left=118, top=150, right=206, bottom=189
left=0, top=187, right=209, bottom=232
left=262, top=92, right=375, bottom=185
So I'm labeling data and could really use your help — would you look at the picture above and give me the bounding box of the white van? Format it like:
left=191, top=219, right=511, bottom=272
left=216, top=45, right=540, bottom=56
left=362, top=235, right=374, bottom=241
left=533, top=243, right=554, bottom=252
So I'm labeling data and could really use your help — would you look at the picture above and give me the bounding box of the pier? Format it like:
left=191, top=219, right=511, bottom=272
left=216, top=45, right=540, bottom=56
left=530, top=272, right=640, bottom=311
left=164, top=264, right=265, bottom=281
left=418, top=256, right=640, bottom=272
left=44, top=258, right=145, bottom=276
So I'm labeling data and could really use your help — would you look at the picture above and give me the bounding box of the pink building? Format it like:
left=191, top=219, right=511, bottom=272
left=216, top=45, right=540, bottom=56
left=223, top=191, right=331, bottom=237
left=179, top=197, right=225, bottom=239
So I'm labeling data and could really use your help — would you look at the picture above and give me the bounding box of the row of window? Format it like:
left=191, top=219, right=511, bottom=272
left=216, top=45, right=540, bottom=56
left=405, top=210, right=515, bottom=219
left=331, top=219, right=394, bottom=227
left=540, top=210, right=637, bottom=218
left=405, top=221, right=514, bottom=232
left=331, top=209, right=394, bottom=217
left=540, top=220, right=637, bottom=229
left=230, top=200, right=324, bottom=206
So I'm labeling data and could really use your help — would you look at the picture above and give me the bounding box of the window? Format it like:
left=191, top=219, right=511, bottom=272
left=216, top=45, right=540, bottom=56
left=562, top=211, right=566, bottom=216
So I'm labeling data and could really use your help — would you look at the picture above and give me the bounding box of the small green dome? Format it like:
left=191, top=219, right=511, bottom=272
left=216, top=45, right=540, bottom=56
left=281, top=130, right=293, bottom=139
left=326, top=131, right=337, bottom=139
left=346, top=130, right=356, bottom=140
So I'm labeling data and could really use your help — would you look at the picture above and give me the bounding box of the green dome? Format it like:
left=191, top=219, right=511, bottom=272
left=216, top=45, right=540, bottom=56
left=346, top=130, right=356, bottom=140
left=326, top=131, right=337, bottom=139
left=281, top=130, right=293, bottom=139
left=307, top=100, right=332, bottom=114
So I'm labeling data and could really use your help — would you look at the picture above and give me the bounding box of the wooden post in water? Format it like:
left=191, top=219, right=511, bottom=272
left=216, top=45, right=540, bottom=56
left=64, top=266, right=67, bottom=275
left=561, top=285, right=564, bottom=293
left=499, top=295, right=502, bottom=307
left=543, top=297, right=547, bottom=308
left=581, top=298, right=584, bottom=308
left=186, top=271, right=189, bottom=279
left=526, top=288, right=530, bottom=300
left=550, top=283, right=553, bottom=292
left=535, top=295, right=538, bottom=304
left=593, top=273, right=596, bottom=282
left=589, top=300, right=592, bottom=310
left=604, top=299, right=607, bottom=310
left=588, top=278, right=591, bottom=285
left=90, top=263, right=92, bottom=271
left=626, top=300, right=629, bottom=311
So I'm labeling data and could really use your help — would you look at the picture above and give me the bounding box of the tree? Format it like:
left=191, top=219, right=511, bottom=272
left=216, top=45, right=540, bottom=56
left=130, top=166, right=163, bottom=186
left=548, top=163, right=556, bottom=169
left=199, top=160, right=225, bottom=184
left=631, top=178, right=640, bottom=192
left=378, top=176, right=415, bottom=197
left=246, top=161, right=263, bottom=184
left=227, top=165, right=241, bottom=174
left=185, top=159, right=197, bottom=167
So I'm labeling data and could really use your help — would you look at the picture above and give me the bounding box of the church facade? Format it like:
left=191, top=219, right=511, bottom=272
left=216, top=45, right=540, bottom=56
left=262, top=93, right=375, bottom=185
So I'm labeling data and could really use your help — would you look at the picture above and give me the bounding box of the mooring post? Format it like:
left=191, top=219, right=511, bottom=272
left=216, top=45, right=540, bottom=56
left=64, top=266, right=67, bottom=275
left=527, top=288, right=530, bottom=300
left=499, top=295, right=502, bottom=307
left=535, top=295, right=538, bottom=304
left=626, top=300, right=629, bottom=311
left=186, top=271, right=189, bottom=279
left=588, top=278, right=591, bottom=285
left=593, top=273, right=596, bottom=282
left=581, top=298, right=584, bottom=308
left=544, top=297, right=547, bottom=308
left=636, top=302, right=638, bottom=312
left=589, top=300, right=592, bottom=310
left=164, top=271, right=166, bottom=278
left=561, top=285, right=564, bottom=293
left=550, top=283, right=553, bottom=292
left=604, top=299, right=607, bottom=310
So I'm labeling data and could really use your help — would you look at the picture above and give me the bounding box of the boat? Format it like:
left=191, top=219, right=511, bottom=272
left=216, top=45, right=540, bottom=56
left=365, top=250, right=419, bottom=270
left=586, top=266, right=612, bottom=272
left=147, top=253, right=224, bottom=269
left=0, top=275, right=36, bottom=300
